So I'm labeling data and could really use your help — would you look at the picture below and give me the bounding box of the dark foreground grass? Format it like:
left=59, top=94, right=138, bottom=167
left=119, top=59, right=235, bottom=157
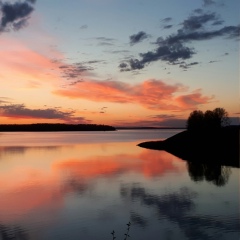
left=111, top=222, right=131, bottom=240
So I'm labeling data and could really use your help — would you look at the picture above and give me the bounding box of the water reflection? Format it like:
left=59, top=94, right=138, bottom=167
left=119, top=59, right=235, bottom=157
left=62, top=177, right=90, bottom=195
left=54, top=149, right=183, bottom=180
left=0, top=224, right=29, bottom=240
left=0, top=146, right=59, bottom=157
left=130, top=212, right=148, bottom=229
left=186, top=162, right=231, bottom=186
left=0, top=143, right=183, bottom=224
left=121, top=184, right=240, bottom=240
left=0, top=131, right=239, bottom=240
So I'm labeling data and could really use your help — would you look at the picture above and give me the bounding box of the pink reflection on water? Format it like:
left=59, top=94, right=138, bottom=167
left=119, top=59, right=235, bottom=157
left=0, top=142, right=184, bottom=226
left=54, top=149, right=183, bottom=180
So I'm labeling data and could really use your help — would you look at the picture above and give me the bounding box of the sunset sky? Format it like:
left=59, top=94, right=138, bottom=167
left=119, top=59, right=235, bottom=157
left=0, top=0, right=239, bottom=127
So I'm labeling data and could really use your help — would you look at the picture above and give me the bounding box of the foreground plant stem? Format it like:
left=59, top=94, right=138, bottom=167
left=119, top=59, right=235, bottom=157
left=110, top=222, right=131, bottom=240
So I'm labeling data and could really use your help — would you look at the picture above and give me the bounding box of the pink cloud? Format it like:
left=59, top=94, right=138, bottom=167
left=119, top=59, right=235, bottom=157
left=0, top=36, right=63, bottom=84
left=54, top=79, right=212, bottom=111
left=0, top=36, right=92, bottom=87
left=175, top=90, right=214, bottom=108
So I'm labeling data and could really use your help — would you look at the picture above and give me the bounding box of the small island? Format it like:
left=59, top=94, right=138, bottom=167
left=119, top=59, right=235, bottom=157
left=138, top=108, right=240, bottom=168
left=0, top=123, right=116, bottom=132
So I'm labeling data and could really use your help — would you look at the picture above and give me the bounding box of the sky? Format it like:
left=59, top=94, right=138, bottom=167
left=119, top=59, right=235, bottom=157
left=0, top=0, right=239, bottom=127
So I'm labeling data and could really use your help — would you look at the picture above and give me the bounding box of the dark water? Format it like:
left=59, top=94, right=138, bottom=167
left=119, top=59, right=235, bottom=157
left=0, top=130, right=239, bottom=240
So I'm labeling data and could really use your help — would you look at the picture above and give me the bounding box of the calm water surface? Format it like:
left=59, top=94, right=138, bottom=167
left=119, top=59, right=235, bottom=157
left=0, top=130, right=239, bottom=240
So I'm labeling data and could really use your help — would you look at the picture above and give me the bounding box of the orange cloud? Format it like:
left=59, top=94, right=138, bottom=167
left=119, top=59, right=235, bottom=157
left=175, top=90, right=214, bottom=108
left=54, top=79, right=212, bottom=111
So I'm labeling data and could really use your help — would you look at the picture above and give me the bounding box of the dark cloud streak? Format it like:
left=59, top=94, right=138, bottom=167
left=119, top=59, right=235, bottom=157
left=120, top=10, right=239, bottom=71
left=0, top=103, right=90, bottom=123
left=179, top=62, right=199, bottom=69
left=60, top=62, right=94, bottom=79
left=161, top=17, right=172, bottom=23
left=203, top=0, right=216, bottom=7
left=182, top=13, right=220, bottom=31
left=0, top=104, right=74, bottom=119
left=129, top=31, right=149, bottom=45
left=163, top=25, right=173, bottom=29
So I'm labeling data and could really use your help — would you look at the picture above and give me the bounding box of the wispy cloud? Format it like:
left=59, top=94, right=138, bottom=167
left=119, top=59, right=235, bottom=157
left=94, top=37, right=116, bottom=46
left=202, top=0, right=216, bottom=7
left=0, top=36, right=99, bottom=87
left=129, top=31, right=150, bottom=45
left=58, top=60, right=105, bottom=81
left=54, top=79, right=212, bottom=111
left=161, top=17, right=172, bottom=23
left=163, top=25, right=173, bottom=29
left=80, top=24, right=88, bottom=29
left=161, top=17, right=173, bottom=29
left=0, top=97, right=11, bottom=104
left=0, top=36, right=63, bottom=85
left=114, top=117, right=187, bottom=128
left=59, top=62, right=94, bottom=80
left=179, top=62, right=199, bottom=70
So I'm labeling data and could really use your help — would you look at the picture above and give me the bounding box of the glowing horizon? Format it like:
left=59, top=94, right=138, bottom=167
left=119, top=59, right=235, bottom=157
left=0, top=0, right=239, bottom=127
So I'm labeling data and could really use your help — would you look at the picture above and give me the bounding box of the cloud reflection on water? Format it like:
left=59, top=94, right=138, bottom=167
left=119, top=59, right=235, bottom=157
left=0, top=141, right=238, bottom=240
left=53, top=149, right=182, bottom=180
left=120, top=184, right=240, bottom=240
left=0, top=143, right=183, bottom=224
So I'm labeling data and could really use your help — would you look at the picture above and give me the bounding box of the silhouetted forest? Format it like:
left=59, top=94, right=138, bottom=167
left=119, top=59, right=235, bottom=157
left=0, top=123, right=116, bottom=132
left=138, top=108, right=239, bottom=168
left=186, top=107, right=230, bottom=131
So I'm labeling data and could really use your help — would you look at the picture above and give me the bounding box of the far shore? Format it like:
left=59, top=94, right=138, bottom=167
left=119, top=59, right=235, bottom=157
left=0, top=124, right=187, bottom=132
left=116, top=127, right=186, bottom=130
left=0, top=123, right=116, bottom=132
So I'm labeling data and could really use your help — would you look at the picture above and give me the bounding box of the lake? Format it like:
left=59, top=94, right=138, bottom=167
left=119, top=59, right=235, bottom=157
left=0, top=130, right=239, bottom=240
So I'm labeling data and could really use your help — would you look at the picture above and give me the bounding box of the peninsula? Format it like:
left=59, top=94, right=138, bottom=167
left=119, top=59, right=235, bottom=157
left=138, top=108, right=239, bottom=168
left=138, top=125, right=239, bottom=168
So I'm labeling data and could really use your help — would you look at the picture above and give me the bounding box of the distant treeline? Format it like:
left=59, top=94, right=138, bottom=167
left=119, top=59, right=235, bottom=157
left=0, top=123, right=116, bottom=132
left=116, top=127, right=186, bottom=130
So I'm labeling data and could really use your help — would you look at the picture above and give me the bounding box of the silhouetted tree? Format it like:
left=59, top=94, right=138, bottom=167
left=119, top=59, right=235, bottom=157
left=186, top=107, right=230, bottom=131
left=212, top=107, right=230, bottom=127
left=186, top=110, right=204, bottom=131
left=204, top=110, right=218, bottom=129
